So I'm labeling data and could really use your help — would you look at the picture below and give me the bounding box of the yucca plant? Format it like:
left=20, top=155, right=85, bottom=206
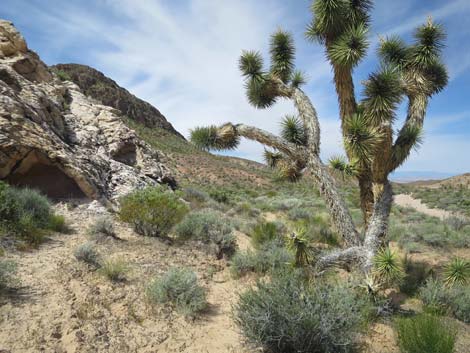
left=443, top=257, right=470, bottom=287
left=287, top=227, right=312, bottom=267
left=373, top=246, right=405, bottom=286
left=190, top=1, right=448, bottom=274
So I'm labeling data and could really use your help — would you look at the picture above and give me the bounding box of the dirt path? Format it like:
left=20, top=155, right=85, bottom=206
left=394, top=194, right=456, bottom=220
left=0, top=202, right=250, bottom=353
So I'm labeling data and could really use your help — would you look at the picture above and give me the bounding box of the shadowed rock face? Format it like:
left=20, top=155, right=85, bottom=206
left=0, top=20, right=176, bottom=203
left=51, top=63, right=185, bottom=139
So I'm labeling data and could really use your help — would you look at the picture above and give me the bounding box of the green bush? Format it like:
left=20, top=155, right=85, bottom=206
left=395, top=314, right=456, bottom=353
left=0, top=259, right=17, bottom=291
left=209, top=189, right=231, bottom=204
left=74, top=242, right=101, bottom=268
left=147, top=267, right=207, bottom=317
left=54, top=69, right=71, bottom=81
left=234, top=270, right=371, bottom=353
left=420, top=279, right=470, bottom=323
left=119, top=186, right=189, bottom=237
left=48, top=214, right=69, bottom=233
left=99, top=258, right=129, bottom=282
left=400, top=258, right=430, bottom=295
left=183, top=188, right=208, bottom=204
left=287, top=207, right=311, bottom=221
left=250, top=221, right=283, bottom=248
left=230, top=241, right=292, bottom=278
left=0, top=183, right=66, bottom=244
left=88, top=216, right=116, bottom=239
left=174, top=210, right=237, bottom=258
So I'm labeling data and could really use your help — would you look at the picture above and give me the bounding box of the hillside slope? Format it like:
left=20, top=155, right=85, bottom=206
left=51, top=63, right=184, bottom=138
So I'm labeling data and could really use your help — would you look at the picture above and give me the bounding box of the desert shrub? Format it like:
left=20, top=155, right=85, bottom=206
left=99, top=258, right=129, bottom=282
left=400, top=258, right=430, bottom=295
left=147, top=267, right=207, bottom=316
left=74, top=242, right=101, bottom=268
left=234, top=202, right=260, bottom=218
left=420, top=279, right=470, bottom=323
left=0, top=183, right=68, bottom=244
left=287, top=207, right=311, bottom=221
left=0, top=259, right=17, bottom=291
left=88, top=216, right=116, bottom=239
left=175, top=210, right=237, bottom=258
left=448, top=285, right=470, bottom=323
left=119, top=186, right=189, bottom=237
left=270, top=197, right=303, bottom=211
left=54, top=69, right=71, bottom=81
left=250, top=221, right=283, bottom=248
left=395, top=314, right=456, bottom=353
left=230, top=241, right=292, bottom=278
left=444, top=216, right=468, bottom=231
left=234, top=270, right=371, bottom=353
left=48, top=214, right=69, bottom=233
left=183, top=188, right=208, bottom=205
left=443, top=257, right=469, bottom=287
left=208, top=189, right=231, bottom=204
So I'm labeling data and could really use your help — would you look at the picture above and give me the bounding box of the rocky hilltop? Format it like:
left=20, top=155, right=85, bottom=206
left=51, top=63, right=184, bottom=138
left=0, top=20, right=175, bottom=202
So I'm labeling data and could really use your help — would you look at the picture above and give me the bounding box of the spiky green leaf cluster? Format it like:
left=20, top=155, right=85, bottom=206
left=189, top=125, right=240, bottom=151
left=280, top=115, right=307, bottom=146
left=410, top=19, right=446, bottom=67
left=239, top=50, right=264, bottom=78
left=328, top=155, right=358, bottom=177
left=343, top=113, right=383, bottom=162
left=291, top=70, right=307, bottom=88
left=328, top=23, right=369, bottom=68
left=378, top=19, right=448, bottom=97
left=307, top=0, right=372, bottom=69
left=392, top=125, right=423, bottom=167
left=443, top=258, right=469, bottom=287
left=245, top=76, right=279, bottom=109
left=362, top=66, right=403, bottom=122
left=287, top=227, right=311, bottom=267
left=263, top=149, right=283, bottom=168
left=378, top=36, right=410, bottom=68
left=373, top=246, right=405, bottom=286
left=270, top=30, right=295, bottom=83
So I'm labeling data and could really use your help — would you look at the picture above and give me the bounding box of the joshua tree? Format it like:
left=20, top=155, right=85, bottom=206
left=190, top=1, right=447, bottom=273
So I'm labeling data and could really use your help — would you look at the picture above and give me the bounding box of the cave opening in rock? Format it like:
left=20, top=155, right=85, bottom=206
left=4, top=151, right=87, bottom=200
left=112, top=143, right=137, bottom=166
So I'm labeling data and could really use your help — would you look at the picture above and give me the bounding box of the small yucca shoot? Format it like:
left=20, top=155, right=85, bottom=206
left=443, top=257, right=469, bottom=287
left=287, top=227, right=311, bottom=268
left=373, top=246, right=404, bottom=286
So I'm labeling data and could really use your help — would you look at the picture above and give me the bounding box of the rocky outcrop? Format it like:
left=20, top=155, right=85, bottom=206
left=51, top=63, right=184, bottom=138
left=0, top=20, right=175, bottom=203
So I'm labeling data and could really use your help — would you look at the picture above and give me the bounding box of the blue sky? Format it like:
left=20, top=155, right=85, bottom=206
left=1, top=0, right=469, bottom=176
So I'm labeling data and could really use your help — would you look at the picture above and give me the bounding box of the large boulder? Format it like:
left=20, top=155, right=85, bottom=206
left=0, top=20, right=175, bottom=203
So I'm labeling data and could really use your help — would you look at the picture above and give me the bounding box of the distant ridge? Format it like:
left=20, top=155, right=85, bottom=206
left=51, top=63, right=184, bottom=139
left=390, top=171, right=456, bottom=183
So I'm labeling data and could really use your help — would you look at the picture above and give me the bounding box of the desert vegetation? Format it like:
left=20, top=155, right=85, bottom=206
left=1, top=1, right=469, bottom=353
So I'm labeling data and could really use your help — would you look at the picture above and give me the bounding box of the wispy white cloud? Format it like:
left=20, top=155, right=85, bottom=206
left=1, top=0, right=469, bottom=173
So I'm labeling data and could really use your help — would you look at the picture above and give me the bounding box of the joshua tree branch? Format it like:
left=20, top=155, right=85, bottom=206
left=389, top=94, right=428, bottom=172
left=315, top=246, right=365, bottom=273
left=291, top=88, right=321, bottom=154
left=229, top=123, right=306, bottom=161
left=308, top=154, right=361, bottom=247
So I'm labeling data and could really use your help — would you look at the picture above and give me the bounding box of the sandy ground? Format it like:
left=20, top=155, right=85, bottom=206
left=0, top=202, right=252, bottom=353
left=394, top=193, right=457, bottom=220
